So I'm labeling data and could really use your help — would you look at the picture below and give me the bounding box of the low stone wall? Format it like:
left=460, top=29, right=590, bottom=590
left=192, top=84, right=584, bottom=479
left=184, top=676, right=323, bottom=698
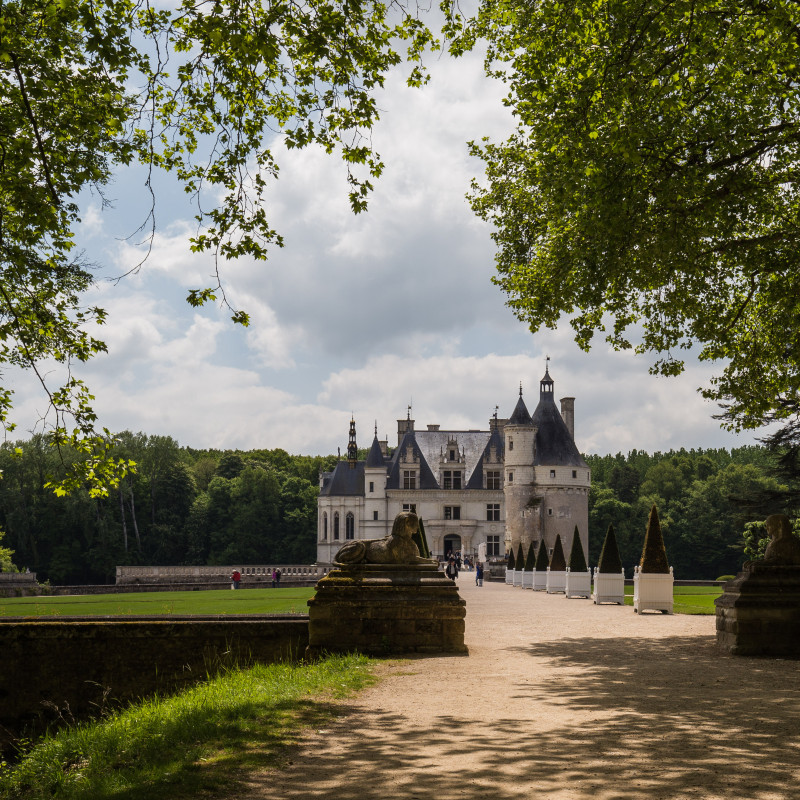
left=116, top=564, right=327, bottom=588
left=0, top=615, right=309, bottom=743
left=0, top=573, right=40, bottom=598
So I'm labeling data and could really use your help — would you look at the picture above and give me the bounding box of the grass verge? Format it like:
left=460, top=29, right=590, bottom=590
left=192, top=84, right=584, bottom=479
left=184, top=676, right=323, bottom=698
left=622, top=585, right=722, bottom=614
left=0, top=653, right=376, bottom=800
left=0, top=588, right=316, bottom=618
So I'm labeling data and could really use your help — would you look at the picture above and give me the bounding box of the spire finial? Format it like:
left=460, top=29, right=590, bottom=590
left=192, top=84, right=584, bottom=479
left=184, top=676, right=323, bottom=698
left=519, top=382, right=523, bottom=397
left=374, top=420, right=378, bottom=437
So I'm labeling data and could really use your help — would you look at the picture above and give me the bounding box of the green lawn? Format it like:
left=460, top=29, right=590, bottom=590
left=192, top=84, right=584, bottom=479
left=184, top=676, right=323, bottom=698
left=0, top=587, right=316, bottom=617
left=622, top=585, right=722, bottom=615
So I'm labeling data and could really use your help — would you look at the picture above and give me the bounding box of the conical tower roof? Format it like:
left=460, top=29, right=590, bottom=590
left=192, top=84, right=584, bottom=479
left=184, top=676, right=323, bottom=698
left=365, top=432, right=385, bottom=468
left=508, top=385, right=533, bottom=425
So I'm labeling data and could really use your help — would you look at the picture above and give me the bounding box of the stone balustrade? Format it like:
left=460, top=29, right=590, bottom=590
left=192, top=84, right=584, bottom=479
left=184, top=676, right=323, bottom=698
left=116, top=564, right=328, bottom=586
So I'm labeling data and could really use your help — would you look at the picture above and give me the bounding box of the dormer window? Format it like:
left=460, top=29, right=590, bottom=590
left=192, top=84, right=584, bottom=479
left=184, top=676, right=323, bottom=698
left=403, top=470, right=417, bottom=489
left=449, top=449, right=456, bottom=460
left=443, top=470, right=462, bottom=490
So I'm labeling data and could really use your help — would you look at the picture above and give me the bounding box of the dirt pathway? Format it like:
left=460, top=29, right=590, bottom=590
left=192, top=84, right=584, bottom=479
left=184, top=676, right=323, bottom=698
left=242, top=577, right=800, bottom=800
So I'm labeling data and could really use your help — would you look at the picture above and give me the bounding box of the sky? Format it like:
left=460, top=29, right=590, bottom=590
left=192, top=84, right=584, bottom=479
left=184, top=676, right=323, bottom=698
left=9, top=38, right=768, bottom=458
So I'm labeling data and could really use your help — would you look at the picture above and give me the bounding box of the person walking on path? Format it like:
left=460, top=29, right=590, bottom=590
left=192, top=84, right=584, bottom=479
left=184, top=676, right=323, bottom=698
left=275, top=568, right=282, bottom=587
left=445, top=558, right=459, bottom=581
left=230, top=569, right=241, bottom=589
left=475, top=561, right=484, bottom=586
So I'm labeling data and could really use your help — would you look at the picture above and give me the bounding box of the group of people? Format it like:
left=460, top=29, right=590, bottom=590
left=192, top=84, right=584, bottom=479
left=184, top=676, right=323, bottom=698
left=443, top=556, right=484, bottom=587
left=229, top=569, right=282, bottom=589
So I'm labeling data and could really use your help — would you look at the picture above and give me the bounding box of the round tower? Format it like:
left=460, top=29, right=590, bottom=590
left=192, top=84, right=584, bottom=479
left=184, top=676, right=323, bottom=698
left=502, top=384, right=539, bottom=556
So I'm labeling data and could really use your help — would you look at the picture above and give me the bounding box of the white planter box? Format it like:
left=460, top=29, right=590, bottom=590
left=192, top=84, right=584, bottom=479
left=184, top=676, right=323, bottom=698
left=521, top=570, right=534, bottom=589
left=512, top=569, right=523, bottom=587
left=592, top=569, right=625, bottom=604
left=505, top=568, right=513, bottom=585
left=633, top=566, right=674, bottom=614
left=546, top=568, right=566, bottom=594
left=533, top=569, right=547, bottom=591
left=565, top=569, right=591, bottom=598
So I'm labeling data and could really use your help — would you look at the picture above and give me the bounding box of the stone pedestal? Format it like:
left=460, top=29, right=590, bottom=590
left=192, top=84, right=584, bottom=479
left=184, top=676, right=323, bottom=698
left=715, top=565, right=800, bottom=657
left=306, top=563, right=467, bottom=658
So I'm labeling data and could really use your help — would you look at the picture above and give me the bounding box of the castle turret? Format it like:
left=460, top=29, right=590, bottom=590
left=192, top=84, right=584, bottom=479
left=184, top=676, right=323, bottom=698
left=503, top=385, right=538, bottom=556
left=364, top=425, right=388, bottom=534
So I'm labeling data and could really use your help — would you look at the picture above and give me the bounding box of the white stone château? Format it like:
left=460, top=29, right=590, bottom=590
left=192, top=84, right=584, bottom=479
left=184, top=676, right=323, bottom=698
left=317, top=368, right=590, bottom=565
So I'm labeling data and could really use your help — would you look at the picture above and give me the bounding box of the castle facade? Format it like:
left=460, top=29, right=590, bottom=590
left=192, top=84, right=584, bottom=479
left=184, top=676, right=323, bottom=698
left=317, top=368, right=590, bottom=564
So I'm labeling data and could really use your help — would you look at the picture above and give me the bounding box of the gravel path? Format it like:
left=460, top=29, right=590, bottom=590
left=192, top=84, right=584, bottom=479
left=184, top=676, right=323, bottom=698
left=241, top=576, right=800, bottom=800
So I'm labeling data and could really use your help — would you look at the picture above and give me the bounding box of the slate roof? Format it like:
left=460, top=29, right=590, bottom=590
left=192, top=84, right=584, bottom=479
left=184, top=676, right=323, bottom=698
left=365, top=435, right=387, bottom=469
left=508, top=392, right=533, bottom=425
left=318, top=460, right=365, bottom=497
left=532, top=373, right=588, bottom=468
left=466, top=426, right=505, bottom=489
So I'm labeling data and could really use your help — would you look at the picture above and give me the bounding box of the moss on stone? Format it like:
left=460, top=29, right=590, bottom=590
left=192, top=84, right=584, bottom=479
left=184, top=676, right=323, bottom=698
left=639, top=504, right=671, bottom=574
left=597, top=524, right=623, bottom=574
left=534, top=538, right=549, bottom=570
left=523, top=541, right=536, bottom=571
left=549, top=535, right=566, bottom=571
left=568, top=526, right=587, bottom=572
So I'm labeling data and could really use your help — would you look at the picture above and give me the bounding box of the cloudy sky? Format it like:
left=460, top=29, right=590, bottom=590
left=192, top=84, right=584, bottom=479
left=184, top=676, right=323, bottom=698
left=11, top=40, right=766, bottom=458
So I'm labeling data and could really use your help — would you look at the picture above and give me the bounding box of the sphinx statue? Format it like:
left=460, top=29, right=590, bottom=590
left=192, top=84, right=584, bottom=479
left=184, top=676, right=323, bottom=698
left=762, top=514, right=800, bottom=566
left=334, top=511, right=434, bottom=566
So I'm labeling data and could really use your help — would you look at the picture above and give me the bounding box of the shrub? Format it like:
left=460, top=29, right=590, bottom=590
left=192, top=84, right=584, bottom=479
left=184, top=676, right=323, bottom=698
left=535, top=538, right=549, bottom=570
left=716, top=575, right=736, bottom=583
left=597, top=524, right=623, bottom=574
left=413, top=517, right=431, bottom=559
left=639, top=505, right=671, bottom=574
left=523, top=541, right=536, bottom=571
left=549, top=535, right=566, bottom=571
left=516, top=543, right=526, bottom=572
left=568, top=526, right=587, bottom=572
left=507, top=548, right=516, bottom=570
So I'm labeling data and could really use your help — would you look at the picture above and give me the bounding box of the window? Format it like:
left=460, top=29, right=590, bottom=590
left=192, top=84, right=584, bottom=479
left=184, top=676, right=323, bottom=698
left=486, top=470, right=500, bottom=490
left=402, top=503, right=417, bottom=514
left=443, top=470, right=463, bottom=490
left=508, top=471, right=514, bottom=483
left=550, top=469, right=556, bottom=478
left=486, top=503, right=500, bottom=521
left=403, top=470, right=417, bottom=489
left=486, top=535, right=500, bottom=557
left=547, top=508, right=553, bottom=516
left=449, top=449, right=456, bottom=460
left=509, top=437, right=514, bottom=451
left=345, top=512, right=355, bottom=540
left=369, top=481, right=374, bottom=493
left=572, top=470, right=577, bottom=479
left=444, top=505, right=461, bottom=520
left=323, top=512, right=328, bottom=540
left=373, top=510, right=378, bottom=520
left=333, top=512, right=340, bottom=540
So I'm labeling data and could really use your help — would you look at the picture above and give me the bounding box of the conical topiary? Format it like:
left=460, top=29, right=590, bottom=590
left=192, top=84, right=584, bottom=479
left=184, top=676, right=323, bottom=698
left=568, top=526, right=587, bottom=572
left=524, top=541, right=536, bottom=571
left=639, top=504, right=671, bottom=574
left=507, top=547, right=516, bottom=570
left=597, top=523, right=623, bottom=574
left=535, top=538, right=549, bottom=570
left=516, top=543, right=526, bottom=571
left=549, top=534, right=566, bottom=571
left=412, top=516, right=431, bottom=559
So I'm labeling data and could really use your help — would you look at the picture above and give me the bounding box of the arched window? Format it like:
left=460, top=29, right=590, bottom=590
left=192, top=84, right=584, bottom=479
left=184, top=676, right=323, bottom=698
left=323, top=512, right=328, bottom=540
left=334, top=512, right=340, bottom=540
left=346, top=512, right=355, bottom=540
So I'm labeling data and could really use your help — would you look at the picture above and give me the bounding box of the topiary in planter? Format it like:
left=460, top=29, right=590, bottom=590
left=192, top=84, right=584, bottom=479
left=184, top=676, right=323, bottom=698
left=412, top=516, right=431, bottom=559
left=507, top=548, right=516, bottom=570
left=535, top=538, right=549, bottom=570
left=549, top=535, right=566, bottom=571
left=516, top=543, right=526, bottom=572
left=568, top=526, right=587, bottom=572
left=524, top=541, right=536, bottom=571
left=597, top=524, right=623, bottom=574
left=639, top=504, right=671, bottom=573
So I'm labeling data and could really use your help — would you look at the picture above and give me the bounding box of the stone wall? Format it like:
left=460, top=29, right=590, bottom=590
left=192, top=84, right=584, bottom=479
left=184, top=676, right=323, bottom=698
left=0, top=615, right=308, bottom=743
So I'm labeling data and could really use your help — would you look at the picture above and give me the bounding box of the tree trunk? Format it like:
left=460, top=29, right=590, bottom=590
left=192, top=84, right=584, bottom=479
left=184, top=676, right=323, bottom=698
left=119, top=487, right=128, bottom=553
left=129, top=481, right=141, bottom=552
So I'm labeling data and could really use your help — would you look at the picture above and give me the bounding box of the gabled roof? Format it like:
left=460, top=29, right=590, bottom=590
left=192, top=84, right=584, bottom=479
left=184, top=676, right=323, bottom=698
left=318, top=461, right=365, bottom=497
left=466, top=427, right=504, bottom=489
left=386, top=431, right=440, bottom=489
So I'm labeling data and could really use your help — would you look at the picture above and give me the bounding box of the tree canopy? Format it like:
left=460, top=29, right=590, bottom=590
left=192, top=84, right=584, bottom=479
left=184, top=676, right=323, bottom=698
left=453, top=0, right=800, bottom=431
left=1, top=0, right=436, bottom=493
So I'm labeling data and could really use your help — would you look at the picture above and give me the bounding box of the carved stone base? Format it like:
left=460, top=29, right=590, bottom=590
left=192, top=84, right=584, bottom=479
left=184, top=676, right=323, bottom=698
left=715, top=565, right=800, bottom=657
left=306, top=563, right=467, bottom=658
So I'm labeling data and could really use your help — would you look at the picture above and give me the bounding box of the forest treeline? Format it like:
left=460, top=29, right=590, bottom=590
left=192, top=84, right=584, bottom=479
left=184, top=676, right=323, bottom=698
left=0, top=433, right=335, bottom=584
left=0, top=435, right=795, bottom=583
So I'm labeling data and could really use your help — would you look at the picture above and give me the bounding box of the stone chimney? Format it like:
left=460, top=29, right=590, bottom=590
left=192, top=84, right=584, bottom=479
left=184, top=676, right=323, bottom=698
left=560, top=397, right=575, bottom=441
